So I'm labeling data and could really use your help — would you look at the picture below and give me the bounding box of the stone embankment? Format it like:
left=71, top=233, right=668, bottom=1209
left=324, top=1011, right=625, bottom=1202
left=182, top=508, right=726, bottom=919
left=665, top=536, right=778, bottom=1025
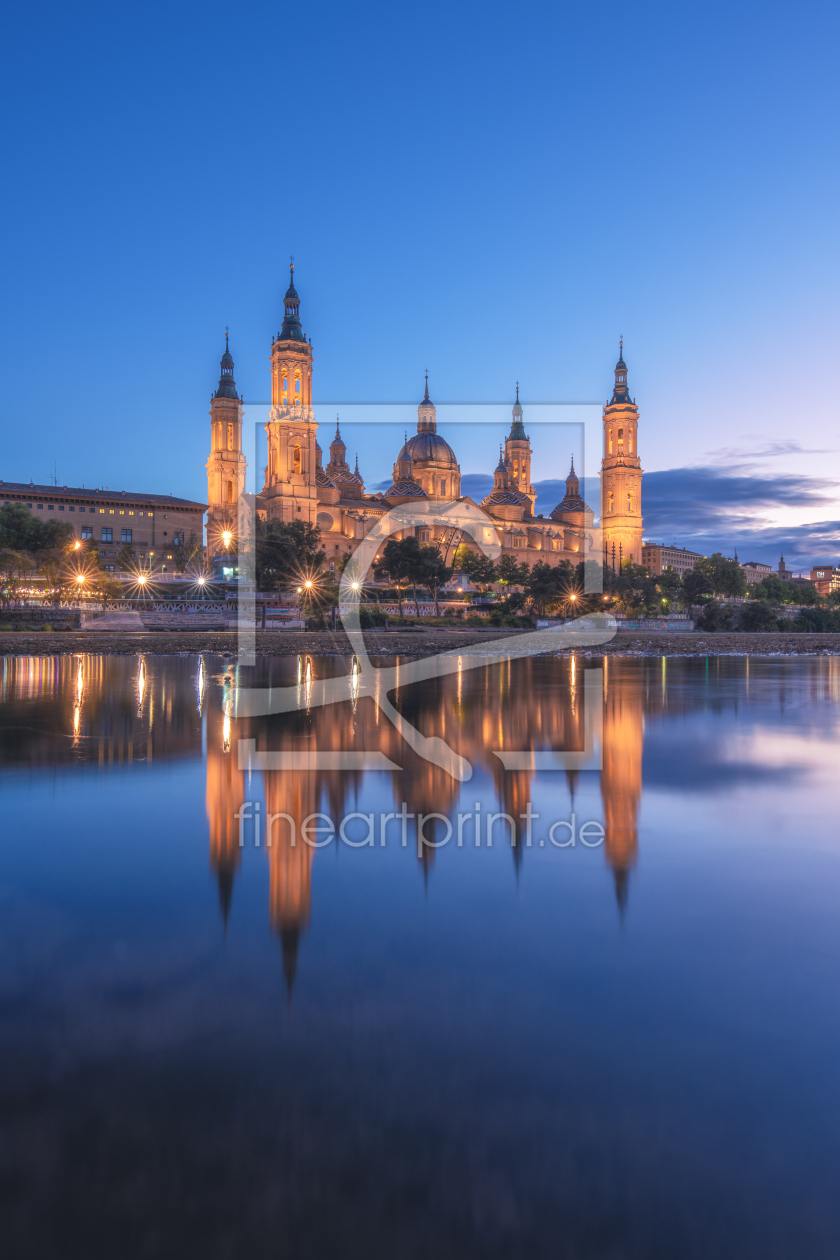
left=0, top=628, right=839, bottom=657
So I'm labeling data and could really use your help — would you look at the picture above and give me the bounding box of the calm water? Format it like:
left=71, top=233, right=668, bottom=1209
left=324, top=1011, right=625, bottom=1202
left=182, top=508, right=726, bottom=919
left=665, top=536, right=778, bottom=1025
left=1, top=652, right=839, bottom=1259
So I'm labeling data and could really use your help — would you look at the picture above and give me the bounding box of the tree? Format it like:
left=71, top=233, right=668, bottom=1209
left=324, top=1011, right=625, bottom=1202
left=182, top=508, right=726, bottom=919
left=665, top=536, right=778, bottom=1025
left=117, top=542, right=135, bottom=572
left=682, top=566, right=714, bottom=607
left=696, top=599, right=737, bottom=631
left=0, top=549, right=35, bottom=606
left=0, top=504, right=73, bottom=553
left=378, top=536, right=428, bottom=617
left=750, top=574, right=789, bottom=605
left=658, top=567, right=682, bottom=603
left=174, top=530, right=202, bottom=574
left=419, top=547, right=453, bottom=617
left=793, top=582, right=820, bottom=607
left=523, top=560, right=573, bottom=616
left=256, top=519, right=325, bottom=594
left=453, top=545, right=496, bottom=590
left=496, top=554, right=530, bottom=588
left=739, top=601, right=777, bottom=631
left=696, top=553, right=747, bottom=598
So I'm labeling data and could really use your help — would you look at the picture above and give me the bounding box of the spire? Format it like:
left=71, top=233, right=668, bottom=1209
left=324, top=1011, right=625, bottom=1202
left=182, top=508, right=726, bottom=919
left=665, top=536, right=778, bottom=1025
left=278, top=256, right=305, bottom=342
left=214, top=330, right=238, bottom=399
left=610, top=339, right=630, bottom=404
left=417, top=372, right=437, bottom=433
left=508, top=383, right=527, bottom=441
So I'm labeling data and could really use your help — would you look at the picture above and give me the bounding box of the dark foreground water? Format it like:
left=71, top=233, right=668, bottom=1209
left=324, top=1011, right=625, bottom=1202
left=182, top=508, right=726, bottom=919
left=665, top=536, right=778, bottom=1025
left=1, top=652, right=839, bottom=1259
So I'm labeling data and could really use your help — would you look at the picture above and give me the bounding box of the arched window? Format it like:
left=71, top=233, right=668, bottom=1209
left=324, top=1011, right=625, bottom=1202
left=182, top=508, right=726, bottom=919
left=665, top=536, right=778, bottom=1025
left=608, top=432, right=613, bottom=455
left=295, top=372, right=301, bottom=397
left=293, top=444, right=302, bottom=474
left=609, top=493, right=614, bottom=514
left=627, top=493, right=632, bottom=513
left=227, top=423, right=233, bottom=451
left=617, top=427, right=624, bottom=455
left=440, top=479, right=446, bottom=496
left=628, top=432, right=633, bottom=453
left=225, top=481, right=233, bottom=503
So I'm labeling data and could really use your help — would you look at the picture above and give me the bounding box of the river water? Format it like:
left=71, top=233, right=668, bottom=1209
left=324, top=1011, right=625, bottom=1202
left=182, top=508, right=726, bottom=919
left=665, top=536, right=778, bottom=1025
left=1, top=652, right=839, bottom=1258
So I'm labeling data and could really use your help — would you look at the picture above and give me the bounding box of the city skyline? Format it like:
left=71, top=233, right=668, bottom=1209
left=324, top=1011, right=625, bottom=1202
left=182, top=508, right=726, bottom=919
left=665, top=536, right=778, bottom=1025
left=1, top=2, right=838, bottom=568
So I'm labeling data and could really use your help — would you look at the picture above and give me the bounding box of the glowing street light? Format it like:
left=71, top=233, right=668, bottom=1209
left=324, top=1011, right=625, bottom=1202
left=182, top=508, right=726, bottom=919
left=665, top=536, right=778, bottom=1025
left=305, top=580, right=313, bottom=589
left=197, top=576, right=206, bottom=586
left=76, top=575, right=85, bottom=586
left=138, top=574, right=147, bottom=586
left=221, top=531, right=232, bottom=548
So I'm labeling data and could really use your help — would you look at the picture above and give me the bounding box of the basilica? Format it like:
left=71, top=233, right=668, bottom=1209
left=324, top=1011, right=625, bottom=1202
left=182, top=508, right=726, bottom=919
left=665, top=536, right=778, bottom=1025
left=205, top=266, right=644, bottom=571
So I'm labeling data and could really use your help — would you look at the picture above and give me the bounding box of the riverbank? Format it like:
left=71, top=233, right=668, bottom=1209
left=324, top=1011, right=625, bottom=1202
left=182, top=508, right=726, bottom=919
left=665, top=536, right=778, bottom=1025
left=1, top=628, right=840, bottom=657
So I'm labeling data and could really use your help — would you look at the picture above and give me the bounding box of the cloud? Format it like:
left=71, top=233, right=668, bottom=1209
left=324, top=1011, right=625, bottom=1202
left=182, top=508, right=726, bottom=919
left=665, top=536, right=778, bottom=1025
left=702, top=440, right=834, bottom=466
left=641, top=466, right=840, bottom=565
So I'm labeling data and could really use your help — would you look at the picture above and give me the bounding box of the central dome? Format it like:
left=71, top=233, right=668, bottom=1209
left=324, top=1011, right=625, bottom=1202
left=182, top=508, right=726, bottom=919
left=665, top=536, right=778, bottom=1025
left=399, top=432, right=458, bottom=466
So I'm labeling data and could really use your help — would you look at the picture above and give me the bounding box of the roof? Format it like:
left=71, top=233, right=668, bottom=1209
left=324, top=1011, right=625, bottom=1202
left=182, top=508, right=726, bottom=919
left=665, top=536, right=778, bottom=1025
left=384, top=480, right=428, bottom=499
left=0, top=481, right=206, bottom=509
left=399, top=432, right=458, bottom=466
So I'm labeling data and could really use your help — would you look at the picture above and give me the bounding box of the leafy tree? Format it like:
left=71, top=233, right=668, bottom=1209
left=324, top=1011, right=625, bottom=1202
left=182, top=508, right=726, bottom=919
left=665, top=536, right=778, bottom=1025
left=174, top=529, right=202, bottom=574
left=0, top=549, right=35, bottom=606
left=117, top=542, right=135, bottom=572
left=256, top=519, right=325, bottom=594
left=739, top=601, right=778, bottom=631
left=419, top=547, right=453, bottom=617
left=696, top=553, right=747, bottom=598
left=696, top=599, right=737, bottom=631
left=453, top=546, right=497, bottom=590
left=496, top=554, right=530, bottom=588
left=0, top=504, right=73, bottom=553
left=682, top=566, right=714, bottom=607
left=377, top=536, right=428, bottom=617
left=793, top=581, right=821, bottom=606
left=658, top=568, right=682, bottom=602
left=789, top=606, right=840, bottom=632
left=750, top=574, right=790, bottom=605
left=523, top=560, right=573, bottom=616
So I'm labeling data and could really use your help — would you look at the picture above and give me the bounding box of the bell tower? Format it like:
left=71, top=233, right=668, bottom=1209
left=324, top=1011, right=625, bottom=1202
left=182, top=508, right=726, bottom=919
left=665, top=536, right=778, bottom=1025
left=263, top=261, right=318, bottom=524
left=206, top=332, right=247, bottom=547
left=600, top=343, right=643, bottom=567
left=504, top=384, right=535, bottom=514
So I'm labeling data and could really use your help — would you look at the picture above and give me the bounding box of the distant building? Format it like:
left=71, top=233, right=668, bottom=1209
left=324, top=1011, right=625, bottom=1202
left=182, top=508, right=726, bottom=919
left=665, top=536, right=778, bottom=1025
left=776, top=555, right=815, bottom=591
left=641, top=543, right=704, bottom=577
left=741, top=560, right=773, bottom=584
left=600, top=343, right=644, bottom=567
left=810, top=565, right=840, bottom=596
left=0, top=481, right=205, bottom=574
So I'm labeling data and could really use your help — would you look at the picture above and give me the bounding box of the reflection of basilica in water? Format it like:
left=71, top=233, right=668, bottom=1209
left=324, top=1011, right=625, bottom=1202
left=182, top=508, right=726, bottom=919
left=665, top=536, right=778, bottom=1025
left=11, top=651, right=825, bottom=993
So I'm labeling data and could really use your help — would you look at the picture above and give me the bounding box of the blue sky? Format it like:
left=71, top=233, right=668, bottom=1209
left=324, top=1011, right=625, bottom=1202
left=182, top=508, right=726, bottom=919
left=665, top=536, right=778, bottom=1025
left=1, top=0, right=838, bottom=566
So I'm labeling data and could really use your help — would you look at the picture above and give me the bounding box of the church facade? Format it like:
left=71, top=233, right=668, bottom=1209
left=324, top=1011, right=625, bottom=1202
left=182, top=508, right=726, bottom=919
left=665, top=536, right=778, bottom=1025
left=204, top=267, right=644, bottom=573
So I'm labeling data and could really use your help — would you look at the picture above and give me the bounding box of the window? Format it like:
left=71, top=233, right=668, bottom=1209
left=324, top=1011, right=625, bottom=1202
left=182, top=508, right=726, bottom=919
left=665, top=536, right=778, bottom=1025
left=103, top=565, right=115, bottom=572
left=628, top=433, right=633, bottom=453
left=551, top=538, right=561, bottom=551
left=48, top=504, right=54, bottom=510
left=37, top=503, right=43, bottom=509
left=225, top=481, right=233, bottom=503
left=293, top=444, right=301, bottom=474
left=128, top=510, right=134, bottom=516
left=513, top=536, right=523, bottom=549
left=102, top=527, right=112, bottom=542
left=148, top=512, right=153, bottom=518
left=121, top=529, right=132, bottom=543
left=609, top=493, right=614, bottom=514
left=617, top=427, right=624, bottom=454
left=173, top=532, right=184, bottom=545
left=100, top=508, right=105, bottom=513
left=440, top=479, right=446, bottom=495
left=227, top=422, right=233, bottom=450
left=627, top=494, right=632, bottom=512
left=69, top=506, right=75, bottom=512
left=58, top=505, right=65, bottom=511
left=608, top=433, right=613, bottom=455
left=295, top=376, right=300, bottom=394
left=81, top=527, right=92, bottom=540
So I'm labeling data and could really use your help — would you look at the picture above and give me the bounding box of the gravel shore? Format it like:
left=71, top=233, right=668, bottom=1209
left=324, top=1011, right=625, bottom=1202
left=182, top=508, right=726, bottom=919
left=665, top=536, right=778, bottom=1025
left=1, top=628, right=839, bottom=657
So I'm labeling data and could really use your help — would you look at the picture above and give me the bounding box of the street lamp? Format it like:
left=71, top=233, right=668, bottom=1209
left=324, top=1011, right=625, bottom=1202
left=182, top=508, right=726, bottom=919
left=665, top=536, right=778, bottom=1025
left=221, top=531, right=232, bottom=548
